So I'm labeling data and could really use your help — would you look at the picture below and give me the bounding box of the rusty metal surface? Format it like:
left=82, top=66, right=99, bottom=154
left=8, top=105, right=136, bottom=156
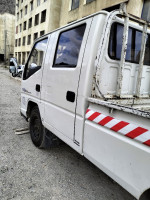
left=136, top=24, right=147, bottom=97
left=92, top=8, right=150, bottom=104
left=88, top=97, right=150, bottom=119
left=116, top=16, right=129, bottom=97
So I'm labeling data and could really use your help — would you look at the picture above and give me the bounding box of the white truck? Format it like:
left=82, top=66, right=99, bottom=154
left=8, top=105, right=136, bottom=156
left=15, top=8, right=150, bottom=200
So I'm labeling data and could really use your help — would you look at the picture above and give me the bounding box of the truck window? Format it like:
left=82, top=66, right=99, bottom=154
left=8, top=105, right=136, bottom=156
left=53, top=24, right=86, bottom=68
left=23, top=38, right=48, bottom=79
left=125, top=28, right=142, bottom=63
left=144, top=34, right=150, bottom=65
left=109, top=23, right=124, bottom=60
left=109, top=23, right=142, bottom=64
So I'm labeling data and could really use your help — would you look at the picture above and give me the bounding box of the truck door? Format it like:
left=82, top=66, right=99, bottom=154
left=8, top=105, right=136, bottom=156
left=22, top=37, right=48, bottom=103
left=42, top=20, right=92, bottom=146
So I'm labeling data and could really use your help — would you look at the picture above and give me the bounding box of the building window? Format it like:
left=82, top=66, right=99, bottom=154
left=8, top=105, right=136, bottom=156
left=30, top=1, right=33, bottom=11
left=53, top=24, right=86, bottom=68
left=25, top=5, right=28, bottom=15
left=27, top=35, right=31, bottom=45
left=15, top=39, right=17, bottom=47
left=28, top=18, right=32, bottom=28
left=23, top=21, right=27, bottom=30
left=17, top=12, right=19, bottom=20
left=18, top=52, right=21, bottom=64
left=71, top=0, right=79, bottom=10
left=34, top=14, right=39, bottom=26
left=22, top=52, right=26, bottom=64
left=40, top=30, right=45, bottom=36
left=21, top=0, right=23, bottom=3
left=41, top=10, right=46, bottom=23
left=19, top=38, right=21, bottom=46
left=142, top=0, right=150, bottom=22
left=86, top=0, right=95, bottom=3
left=16, top=26, right=18, bottom=34
left=44, top=0, right=47, bottom=2
left=20, top=24, right=22, bottom=32
left=37, top=0, right=40, bottom=6
left=20, top=9, right=23, bottom=18
left=22, top=36, right=26, bottom=46
left=34, top=32, right=38, bottom=40
left=27, top=51, right=30, bottom=58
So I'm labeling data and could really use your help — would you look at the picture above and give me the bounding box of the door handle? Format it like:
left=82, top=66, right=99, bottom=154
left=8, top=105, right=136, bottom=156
left=66, top=91, right=75, bottom=102
left=35, top=84, right=40, bottom=92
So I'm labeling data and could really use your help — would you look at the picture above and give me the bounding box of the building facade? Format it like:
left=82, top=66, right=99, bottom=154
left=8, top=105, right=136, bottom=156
left=14, top=0, right=61, bottom=64
left=59, top=0, right=144, bottom=26
left=15, top=0, right=148, bottom=65
left=0, top=13, right=15, bottom=63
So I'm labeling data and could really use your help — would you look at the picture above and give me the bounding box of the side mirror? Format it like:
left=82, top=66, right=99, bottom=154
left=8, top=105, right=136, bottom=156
left=9, top=66, right=16, bottom=74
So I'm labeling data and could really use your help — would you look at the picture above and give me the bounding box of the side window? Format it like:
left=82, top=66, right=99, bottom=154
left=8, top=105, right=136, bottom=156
left=108, top=22, right=142, bottom=64
left=53, top=24, right=86, bottom=68
left=23, top=38, right=48, bottom=79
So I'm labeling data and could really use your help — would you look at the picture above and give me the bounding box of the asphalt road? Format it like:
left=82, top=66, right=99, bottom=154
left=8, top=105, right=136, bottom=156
left=0, top=67, right=136, bottom=200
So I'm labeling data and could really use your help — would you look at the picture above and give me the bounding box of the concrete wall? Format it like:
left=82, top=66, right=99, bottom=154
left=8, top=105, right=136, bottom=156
left=0, top=13, right=15, bottom=62
left=127, top=0, right=143, bottom=18
left=59, top=0, right=145, bottom=26
left=59, top=0, right=128, bottom=26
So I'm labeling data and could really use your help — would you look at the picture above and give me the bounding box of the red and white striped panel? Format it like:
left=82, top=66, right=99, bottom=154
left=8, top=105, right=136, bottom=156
left=85, top=109, right=150, bottom=147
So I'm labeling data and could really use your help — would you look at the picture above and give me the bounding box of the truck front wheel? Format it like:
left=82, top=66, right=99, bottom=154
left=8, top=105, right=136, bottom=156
left=29, top=106, right=60, bottom=148
left=30, top=106, right=44, bottom=148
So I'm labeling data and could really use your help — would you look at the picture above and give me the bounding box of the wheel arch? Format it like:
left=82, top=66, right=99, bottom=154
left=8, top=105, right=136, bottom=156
left=140, top=189, right=150, bottom=200
left=27, top=101, right=38, bottom=119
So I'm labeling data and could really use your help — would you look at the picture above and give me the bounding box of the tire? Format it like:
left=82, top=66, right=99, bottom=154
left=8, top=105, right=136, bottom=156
left=29, top=107, right=44, bottom=147
left=29, top=106, right=60, bottom=148
left=12, top=73, right=16, bottom=77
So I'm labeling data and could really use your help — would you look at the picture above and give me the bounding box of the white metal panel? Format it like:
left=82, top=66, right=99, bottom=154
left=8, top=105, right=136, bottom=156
left=139, top=65, right=150, bottom=97
left=99, top=56, right=141, bottom=98
left=121, top=64, right=139, bottom=96
left=83, top=120, right=150, bottom=199
left=21, top=36, right=49, bottom=119
left=74, top=13, right=107, bottom=146
left=42, top=18, right=93, bottom=147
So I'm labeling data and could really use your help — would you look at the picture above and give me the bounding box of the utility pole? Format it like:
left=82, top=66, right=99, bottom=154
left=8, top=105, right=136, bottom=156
left=4, top=14, right=8, bottom=65
left=4, top=30, right=7, bottom=65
